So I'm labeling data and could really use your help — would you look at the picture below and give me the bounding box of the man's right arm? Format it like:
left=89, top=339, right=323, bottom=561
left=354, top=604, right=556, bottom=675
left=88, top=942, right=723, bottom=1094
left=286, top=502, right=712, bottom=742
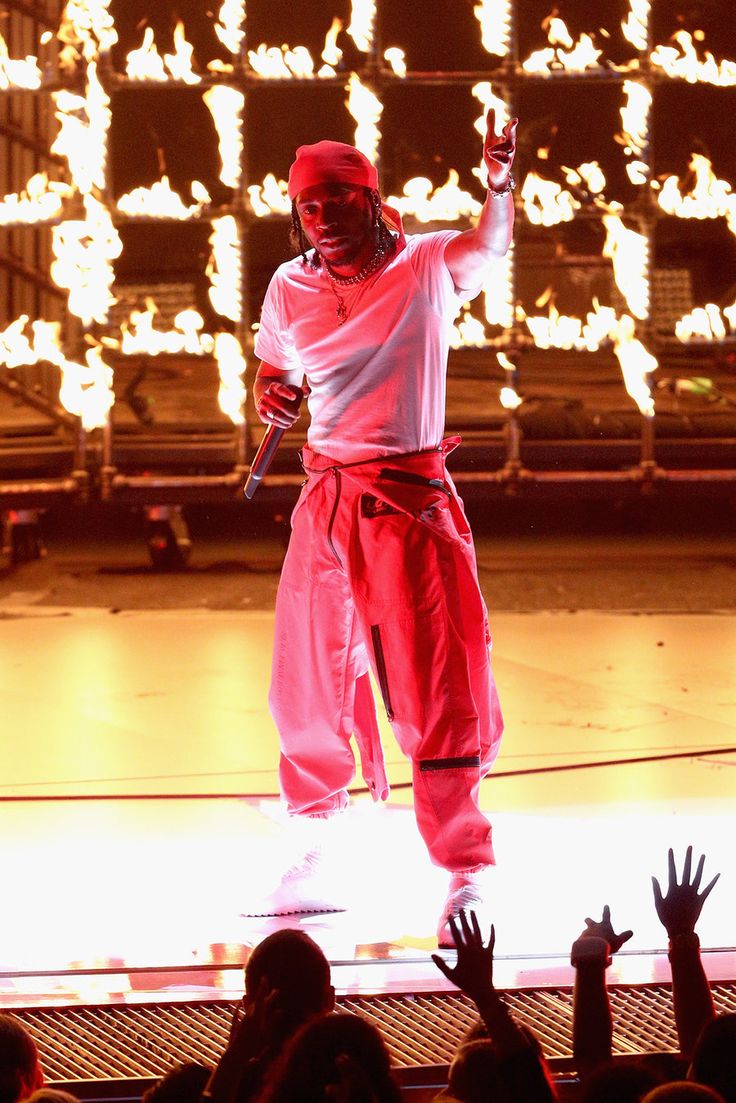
left=253, top=361, right=304, bottom=429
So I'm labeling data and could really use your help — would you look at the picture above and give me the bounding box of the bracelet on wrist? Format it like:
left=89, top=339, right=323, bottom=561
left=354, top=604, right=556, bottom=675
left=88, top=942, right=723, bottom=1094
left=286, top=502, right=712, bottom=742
left=488, top=174, right=516, bottom=199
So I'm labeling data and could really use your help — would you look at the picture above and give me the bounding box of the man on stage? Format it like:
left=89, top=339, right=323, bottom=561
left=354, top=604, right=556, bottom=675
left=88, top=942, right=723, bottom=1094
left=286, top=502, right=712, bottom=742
left=251, top=110, right=517, bottom=945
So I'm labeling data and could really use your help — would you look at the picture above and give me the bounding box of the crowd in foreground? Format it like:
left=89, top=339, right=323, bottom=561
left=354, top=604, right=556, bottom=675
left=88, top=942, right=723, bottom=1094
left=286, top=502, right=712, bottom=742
left=1, top=848, right=733, bottom=1103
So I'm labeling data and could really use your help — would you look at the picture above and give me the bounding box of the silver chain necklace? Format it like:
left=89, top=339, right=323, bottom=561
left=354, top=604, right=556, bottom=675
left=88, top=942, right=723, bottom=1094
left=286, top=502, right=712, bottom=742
left=324, top=237, right=395, bottom=324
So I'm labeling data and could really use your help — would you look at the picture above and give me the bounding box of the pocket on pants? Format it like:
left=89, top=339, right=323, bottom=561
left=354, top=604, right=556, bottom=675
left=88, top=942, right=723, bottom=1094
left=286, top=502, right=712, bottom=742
left=370, top=623, right=395, bottom=721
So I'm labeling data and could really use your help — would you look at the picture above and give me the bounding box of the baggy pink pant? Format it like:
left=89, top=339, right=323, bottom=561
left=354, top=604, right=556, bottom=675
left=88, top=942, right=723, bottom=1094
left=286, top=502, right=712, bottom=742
left=269, top=440, right=504, bottom=872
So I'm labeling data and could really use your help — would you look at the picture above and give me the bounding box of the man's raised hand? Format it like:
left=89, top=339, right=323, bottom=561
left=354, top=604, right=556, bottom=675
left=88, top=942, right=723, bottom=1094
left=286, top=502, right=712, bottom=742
left=484, top=109, right=518, bottom=193
left=652, top=846, right=720, bottom=939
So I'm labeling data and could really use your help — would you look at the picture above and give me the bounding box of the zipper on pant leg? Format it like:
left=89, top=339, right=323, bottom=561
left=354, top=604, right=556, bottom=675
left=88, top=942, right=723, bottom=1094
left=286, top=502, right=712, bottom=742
left=327, top=468, right=343, bottom=568
left=370, top=624, right=395, bottom=721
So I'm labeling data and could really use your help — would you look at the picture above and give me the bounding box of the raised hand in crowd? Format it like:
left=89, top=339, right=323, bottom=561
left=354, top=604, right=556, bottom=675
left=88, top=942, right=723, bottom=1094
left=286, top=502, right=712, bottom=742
left=652, top=848, right=720, bottom=1059
left=571, top=905, right=633, bottom=1077
left=432, top=910, right=557, bottom=1102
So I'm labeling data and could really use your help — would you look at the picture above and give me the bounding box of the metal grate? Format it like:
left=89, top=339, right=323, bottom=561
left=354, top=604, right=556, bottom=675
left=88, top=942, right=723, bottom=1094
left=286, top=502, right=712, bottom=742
left=9, top=983, right=736, bottom=1085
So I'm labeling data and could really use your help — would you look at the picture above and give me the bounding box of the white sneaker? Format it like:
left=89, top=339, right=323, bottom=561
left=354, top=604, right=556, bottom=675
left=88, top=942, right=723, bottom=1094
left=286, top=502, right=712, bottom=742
left=244, top=846, right=347, bottom=917
left=436, top=873, right=484, bottom=948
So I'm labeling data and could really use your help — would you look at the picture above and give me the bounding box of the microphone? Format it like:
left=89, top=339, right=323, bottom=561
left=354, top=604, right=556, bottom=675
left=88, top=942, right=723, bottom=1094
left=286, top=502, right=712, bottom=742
left=244, top=422, right=286, bottom=499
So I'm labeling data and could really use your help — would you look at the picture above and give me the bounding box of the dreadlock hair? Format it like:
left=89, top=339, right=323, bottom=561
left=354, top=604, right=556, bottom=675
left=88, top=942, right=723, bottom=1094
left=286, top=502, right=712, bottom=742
left=290, top=187, right=394, bottom=269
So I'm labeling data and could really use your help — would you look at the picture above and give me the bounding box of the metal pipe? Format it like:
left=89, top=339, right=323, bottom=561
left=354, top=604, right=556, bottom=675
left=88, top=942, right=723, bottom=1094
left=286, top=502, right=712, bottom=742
left=0, top=372, right=76, bottom=426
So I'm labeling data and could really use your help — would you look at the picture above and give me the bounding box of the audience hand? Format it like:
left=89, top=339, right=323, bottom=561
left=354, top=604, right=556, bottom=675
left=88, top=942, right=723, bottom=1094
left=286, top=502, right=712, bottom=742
left=431, top=909, right=496, bottom=1008
left=652, top=847, right=720, bottom=939
left=581, top=905, right=634, bottom=954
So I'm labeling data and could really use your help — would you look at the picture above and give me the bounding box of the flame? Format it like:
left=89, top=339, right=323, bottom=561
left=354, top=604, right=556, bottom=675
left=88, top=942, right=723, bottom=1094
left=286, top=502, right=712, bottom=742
left=58, top=345, right=115, bottom=429
left=601, top=209, right=650, bottom=319
left=213, top=332, right=247, bottom=424
left=0, top=317, right=60, bottom=369
left=0, top=173, right=74, bottom=225
left=119, top=302, right=215, bottom=356
left=0, top=315, right=114, bottom=428
left=347, top=0, right=376, bottom=52
left=247, top=42, right=331, bottom=79
left=164, top=21, right=201, bottom=84
left=499, top=386, right=523, bottom=410
left=450, top=307, right=487, bottom=348
left=126, top=22, right=200, bottom=84
left=523, top=18, right=602, bottom=74
left=384, top=48, right=407, bottom=77
left=0, top=33, right=42, bottom=89
left=472, top=82, right=511, bottom=189
left=322, top=17, right=343, bottom=69
left=610, top=314, right=657, bottom=416
left=657, top=154, right=736, bottom=234
left=675, top=303, right=731, bottom=341
left=52, top=60, right=110, bottom=195
left=483, top=244, right=514, bottom=329
left=116, top=177, right=210, bottom=219
left=203, top=86, right=244, bottom=188
left=247, top=174, right=291, bottom=217
left=621, top=0, right=650, bottom=51
left=346, top=74, right=382, bottom=163
left=650, top=31, right=736, bottom=86
left=207, top=216, right=242, bottom=322
left=473, top=0, right=512, bottom=57
left=562, top=161, right=607, bottom=194
left=213, top=0, right=245, bottom=55
left=619, top=80, right=651, bottom=160
left=521, top=173, right=580, bottom=225
left=386, top=171, right=482, bottom=223
left=58, top=0, right=118, bottom=67
left=520, top=297, right=625, bottom=351
left=51, top=194, right=122, bottom=325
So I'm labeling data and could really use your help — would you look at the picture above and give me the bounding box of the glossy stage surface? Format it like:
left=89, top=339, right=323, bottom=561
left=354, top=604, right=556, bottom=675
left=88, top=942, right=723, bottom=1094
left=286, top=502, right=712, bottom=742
left=1, top=605, right=735, bottom=1005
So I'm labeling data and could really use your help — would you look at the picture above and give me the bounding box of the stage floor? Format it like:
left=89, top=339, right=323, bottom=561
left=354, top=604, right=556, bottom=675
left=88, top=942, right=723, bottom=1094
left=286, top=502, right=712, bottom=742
left=1, top=605, right=735, bottom=1005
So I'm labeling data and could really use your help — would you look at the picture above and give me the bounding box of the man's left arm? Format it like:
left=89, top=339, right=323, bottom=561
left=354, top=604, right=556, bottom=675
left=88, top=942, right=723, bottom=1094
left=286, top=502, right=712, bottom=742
left=444, top=109, right=518, bottom=292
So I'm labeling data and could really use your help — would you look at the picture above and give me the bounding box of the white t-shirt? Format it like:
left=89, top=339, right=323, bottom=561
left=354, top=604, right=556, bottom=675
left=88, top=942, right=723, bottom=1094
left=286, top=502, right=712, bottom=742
left=254, top=229, right=474, bottom=464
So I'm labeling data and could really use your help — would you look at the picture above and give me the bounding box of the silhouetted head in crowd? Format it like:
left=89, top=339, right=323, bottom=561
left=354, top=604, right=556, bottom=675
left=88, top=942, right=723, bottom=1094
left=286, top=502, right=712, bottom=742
left=446, top=1040, right=505, bottom=1103
left=445, top=1021, right=552, bottom=1103
left=259, top=1013, right=401, bottom=1103
left=0, top=1015, right=44, bottom=1103
left=642, top=1084, right=725, bottom=1103
left=26, top=1091, right=79, bottom=1103
left=141, top=1063, right=211, bottom=1103
left=581, top=1059, right=666, bottom=1103
left=690, top=1014, right=736, bottom=1103
left=245, top=929, right=334, bottom=1040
